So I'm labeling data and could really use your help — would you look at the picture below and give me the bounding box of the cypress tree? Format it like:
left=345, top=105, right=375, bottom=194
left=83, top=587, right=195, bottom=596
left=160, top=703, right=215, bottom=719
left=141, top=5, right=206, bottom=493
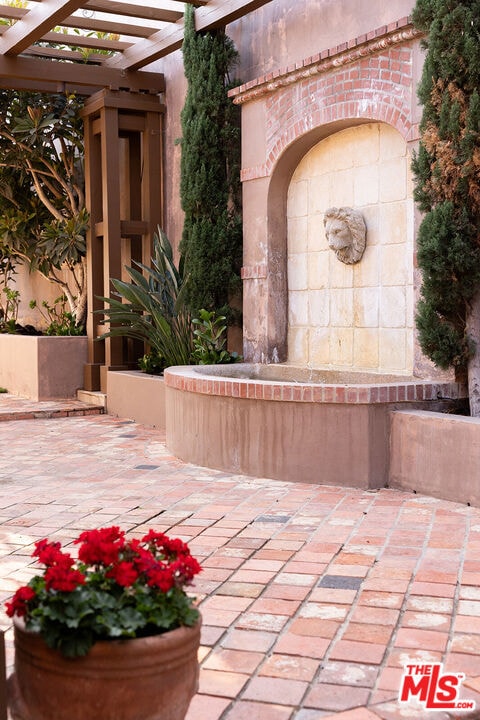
left=412, top=0, right=480, bottom=415
left=179, top=5, right=242, bottom=320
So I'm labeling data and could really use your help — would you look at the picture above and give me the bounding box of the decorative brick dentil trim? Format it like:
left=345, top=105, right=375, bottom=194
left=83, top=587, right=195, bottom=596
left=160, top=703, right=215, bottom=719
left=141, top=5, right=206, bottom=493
left=229, top=18, right=421, bottom=105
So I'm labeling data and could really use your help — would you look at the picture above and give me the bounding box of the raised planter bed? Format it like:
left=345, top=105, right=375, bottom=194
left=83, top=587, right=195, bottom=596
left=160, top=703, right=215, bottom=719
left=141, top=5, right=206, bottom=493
left=0, top=335, right=87, bottom=401
left=106, top=370, right=166, bottom=431
left=389, top=410, right=480, bottom=506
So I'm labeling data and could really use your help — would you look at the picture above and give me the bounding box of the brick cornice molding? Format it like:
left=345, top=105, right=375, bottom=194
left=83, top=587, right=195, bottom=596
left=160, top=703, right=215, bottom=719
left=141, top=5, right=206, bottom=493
left=230, top=17, right=421, bottom=105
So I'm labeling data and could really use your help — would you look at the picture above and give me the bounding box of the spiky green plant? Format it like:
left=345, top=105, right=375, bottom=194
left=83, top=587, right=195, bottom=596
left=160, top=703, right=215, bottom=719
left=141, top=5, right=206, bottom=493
left=96, top=228, right=193, bottom=369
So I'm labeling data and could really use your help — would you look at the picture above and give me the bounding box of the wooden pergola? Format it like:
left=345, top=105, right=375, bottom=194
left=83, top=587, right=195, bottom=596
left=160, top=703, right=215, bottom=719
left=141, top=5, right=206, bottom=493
left=0, top=0, right=272, bottom=390
left=0, top=0, right=271, bottom=93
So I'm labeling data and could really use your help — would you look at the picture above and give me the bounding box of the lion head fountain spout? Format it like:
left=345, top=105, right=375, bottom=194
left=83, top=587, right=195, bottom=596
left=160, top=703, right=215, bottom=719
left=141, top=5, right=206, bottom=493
left=323, top=206, right=366, bottom=264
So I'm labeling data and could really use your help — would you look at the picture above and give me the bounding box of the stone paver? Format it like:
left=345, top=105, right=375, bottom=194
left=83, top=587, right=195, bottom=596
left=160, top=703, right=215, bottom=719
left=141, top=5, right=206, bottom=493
left=0, top=395, right=480, bottom=719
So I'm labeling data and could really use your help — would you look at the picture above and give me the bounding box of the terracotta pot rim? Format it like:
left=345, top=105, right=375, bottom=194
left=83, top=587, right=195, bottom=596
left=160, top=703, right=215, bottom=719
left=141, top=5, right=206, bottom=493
left=13, top=615, right=202, bottom=660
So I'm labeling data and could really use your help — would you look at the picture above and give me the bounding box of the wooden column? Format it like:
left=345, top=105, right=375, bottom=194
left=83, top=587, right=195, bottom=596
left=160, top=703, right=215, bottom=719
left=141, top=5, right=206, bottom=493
left=82, top=90, right=164, bottom=391
left=83, top=100, right=104, bottom=391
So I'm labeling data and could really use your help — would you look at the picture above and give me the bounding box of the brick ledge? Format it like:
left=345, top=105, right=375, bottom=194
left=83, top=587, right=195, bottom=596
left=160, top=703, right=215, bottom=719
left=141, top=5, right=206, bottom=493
left=164, top=367, right=465, bottom=405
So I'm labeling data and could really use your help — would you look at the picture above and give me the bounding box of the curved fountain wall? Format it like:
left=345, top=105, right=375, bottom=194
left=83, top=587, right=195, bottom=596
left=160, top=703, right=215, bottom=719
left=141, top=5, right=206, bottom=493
left=164, top=365, right=466, bottom=488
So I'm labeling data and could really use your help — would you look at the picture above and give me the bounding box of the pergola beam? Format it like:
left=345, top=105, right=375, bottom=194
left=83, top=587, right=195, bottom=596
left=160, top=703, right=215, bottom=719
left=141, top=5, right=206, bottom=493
left=105, top=0, right=273, bottom=70
left=84, top=1, right=183, bottom=24
left=0, top=27, right=132, bottom=53
left=0, top=54, right=165, bottom=94
left=105, top=23, right=184, bottom=71
left=196, top=0, right=274, bottom=30
left=0, top=5, right=159, bottom=39
left=0, top=0, right=85, bottom=55
left=8, top=0, right=185, bottom=25
left=0, top=0, right=274, bottom=93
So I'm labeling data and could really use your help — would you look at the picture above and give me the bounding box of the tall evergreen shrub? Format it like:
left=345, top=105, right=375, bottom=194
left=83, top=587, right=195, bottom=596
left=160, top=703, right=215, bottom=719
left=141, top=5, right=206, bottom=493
left=179, top=5, right=242, bottom=319
left=412, top=0, right=480, bottom=414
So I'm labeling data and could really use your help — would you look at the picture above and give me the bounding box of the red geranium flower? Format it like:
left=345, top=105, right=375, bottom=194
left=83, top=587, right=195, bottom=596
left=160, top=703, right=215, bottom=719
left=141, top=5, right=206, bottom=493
left=163, top=537, right=191, bottom=558
left=107, top=561, right=139, bottom=587
left=5, top=586, right=36, bottom=618
left=146, top=563, right=174, bottom=592
left=171, top=556, right=202, bottom=584
left=75, top=526, right=125, bottom=566
left=45, top=565, right=86, bottom=593
left=5, top=526, right=202, bottom=659
left=33, top=539, right=64, bottom=566
left=141, top=530, right=169, bottom=548
left=131, top=541, right=157, bottom=573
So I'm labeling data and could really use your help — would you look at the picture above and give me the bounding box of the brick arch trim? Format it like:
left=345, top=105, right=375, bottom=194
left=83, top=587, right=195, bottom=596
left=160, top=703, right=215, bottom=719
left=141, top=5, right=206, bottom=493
left=238, top=21, right=420, bottom=363
left=264, top=47, right=415, bottom=179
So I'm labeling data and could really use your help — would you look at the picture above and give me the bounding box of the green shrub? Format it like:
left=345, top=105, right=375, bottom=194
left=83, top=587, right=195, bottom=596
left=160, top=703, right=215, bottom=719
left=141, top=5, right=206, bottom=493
left=0, top=286, right=20, bottom=332
left=192, top=309, right=241, bottom=364
left=137, top=350, right=165, bottom=376
left=29, top=294, right=84, bottom=336
left=412, top=0, right=480, bottom=392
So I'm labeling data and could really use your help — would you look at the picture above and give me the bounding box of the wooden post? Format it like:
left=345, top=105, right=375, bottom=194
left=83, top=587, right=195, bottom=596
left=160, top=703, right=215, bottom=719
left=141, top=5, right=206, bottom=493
left=83, top=101, right=104, bottom=391
left=81, top=90, right=165, bottom=391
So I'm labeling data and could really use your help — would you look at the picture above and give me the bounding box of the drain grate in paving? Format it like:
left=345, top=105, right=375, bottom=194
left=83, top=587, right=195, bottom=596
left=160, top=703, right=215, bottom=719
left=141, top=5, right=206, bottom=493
left=254, top=515, right=291, bottom=523
left=134, top=464, right=159, bottom=470
left=318, top=575, right=363, bottom=590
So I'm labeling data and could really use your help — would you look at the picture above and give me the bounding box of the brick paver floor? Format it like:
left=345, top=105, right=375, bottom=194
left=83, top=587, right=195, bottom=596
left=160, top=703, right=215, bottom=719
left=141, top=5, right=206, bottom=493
left=1, top=394, right=480, bottom=719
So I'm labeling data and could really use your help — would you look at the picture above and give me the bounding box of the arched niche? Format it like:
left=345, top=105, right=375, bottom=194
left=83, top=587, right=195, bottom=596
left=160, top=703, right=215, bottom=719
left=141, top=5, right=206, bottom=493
left=285, top=121, right=414, bottom=374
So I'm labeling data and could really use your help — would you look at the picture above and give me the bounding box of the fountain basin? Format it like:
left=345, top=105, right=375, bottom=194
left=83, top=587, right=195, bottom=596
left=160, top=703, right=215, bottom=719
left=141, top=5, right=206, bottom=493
left=164, top=364, right=466, bottom=488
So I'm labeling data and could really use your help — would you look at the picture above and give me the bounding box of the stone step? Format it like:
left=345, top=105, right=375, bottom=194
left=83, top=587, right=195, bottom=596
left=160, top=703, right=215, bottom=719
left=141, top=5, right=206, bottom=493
left=0, top=394, right=105, bottom=422
left=77, top=390, right=107, bottom=408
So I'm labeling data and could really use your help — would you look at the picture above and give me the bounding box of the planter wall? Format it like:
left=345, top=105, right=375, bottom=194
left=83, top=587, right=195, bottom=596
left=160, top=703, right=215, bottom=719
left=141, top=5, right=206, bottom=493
left=106, top=370, right=166, bottom=431
left=389, top=410, right=480, bottom=506
left=0, top=335, right=87, bottom=401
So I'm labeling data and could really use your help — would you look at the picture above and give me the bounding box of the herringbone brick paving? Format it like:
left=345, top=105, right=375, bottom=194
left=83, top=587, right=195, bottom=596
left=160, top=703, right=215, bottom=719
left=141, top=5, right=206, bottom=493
left=0, top=394, right=479, bottom=719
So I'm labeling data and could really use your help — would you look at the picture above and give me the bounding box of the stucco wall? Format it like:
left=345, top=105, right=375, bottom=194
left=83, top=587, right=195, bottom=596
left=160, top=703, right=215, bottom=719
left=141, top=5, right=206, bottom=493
left=164, top=365, right=465, bottom=489
left=158, top=1, right=417, bottom=252
left=7, top=264, right=77, bottom=331
left=287, top=122, right=414, bottom=373
left=106, top=370, right=166, bottom=430
left=227, top=0, right=416, bottom=80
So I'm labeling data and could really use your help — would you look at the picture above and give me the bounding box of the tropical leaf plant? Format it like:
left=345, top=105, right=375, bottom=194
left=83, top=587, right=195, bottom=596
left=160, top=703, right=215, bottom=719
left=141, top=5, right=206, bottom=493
left=96, top=228, right=193, bottom=369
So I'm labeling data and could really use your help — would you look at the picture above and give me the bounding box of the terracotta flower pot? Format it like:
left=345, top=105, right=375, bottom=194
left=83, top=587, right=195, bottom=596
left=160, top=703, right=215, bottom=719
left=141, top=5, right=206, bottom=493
left=8, top=617, right=201, bottom=720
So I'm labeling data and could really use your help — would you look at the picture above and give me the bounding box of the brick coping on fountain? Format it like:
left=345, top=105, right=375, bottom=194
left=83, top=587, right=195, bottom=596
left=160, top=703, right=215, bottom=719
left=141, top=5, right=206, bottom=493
left=164, top=365, right=466, bottom=406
